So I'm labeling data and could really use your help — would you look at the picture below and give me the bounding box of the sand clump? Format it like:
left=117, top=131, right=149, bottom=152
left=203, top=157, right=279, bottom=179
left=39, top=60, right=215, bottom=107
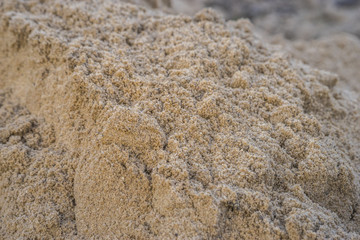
left=0, top=0, right=360, bottom=239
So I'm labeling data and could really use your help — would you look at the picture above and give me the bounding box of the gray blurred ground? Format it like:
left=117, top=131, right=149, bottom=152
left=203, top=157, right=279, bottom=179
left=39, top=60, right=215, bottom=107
left=180, top=0, right=360, bottom=40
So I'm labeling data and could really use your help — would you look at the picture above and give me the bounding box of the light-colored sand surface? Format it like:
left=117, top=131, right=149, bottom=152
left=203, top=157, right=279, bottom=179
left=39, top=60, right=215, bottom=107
left=270, top=33, right=360, bottom=93
left=1, top=0, right=359, bottom=239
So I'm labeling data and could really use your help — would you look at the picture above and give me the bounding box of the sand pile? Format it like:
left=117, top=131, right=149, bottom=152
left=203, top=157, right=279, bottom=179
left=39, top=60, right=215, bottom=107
left=1, top=0, right=360, bottom=239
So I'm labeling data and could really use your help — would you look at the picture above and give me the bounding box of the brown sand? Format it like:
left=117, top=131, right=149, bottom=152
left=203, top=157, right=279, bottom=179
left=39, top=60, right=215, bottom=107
left=1, top=0, right=360, bottom=239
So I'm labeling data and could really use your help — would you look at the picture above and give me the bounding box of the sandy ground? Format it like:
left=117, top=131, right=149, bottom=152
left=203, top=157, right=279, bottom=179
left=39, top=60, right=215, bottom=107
left=1, top=0, right=359, bottom=239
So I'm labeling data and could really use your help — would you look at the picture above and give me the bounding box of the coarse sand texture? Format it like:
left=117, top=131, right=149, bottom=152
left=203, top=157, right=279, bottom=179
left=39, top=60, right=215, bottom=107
left=0, top=0, right=360, bottom=239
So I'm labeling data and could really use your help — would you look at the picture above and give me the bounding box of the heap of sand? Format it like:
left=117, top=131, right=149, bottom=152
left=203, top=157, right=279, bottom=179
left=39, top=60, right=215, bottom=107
left=1, top=0, right=359, bottom=239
